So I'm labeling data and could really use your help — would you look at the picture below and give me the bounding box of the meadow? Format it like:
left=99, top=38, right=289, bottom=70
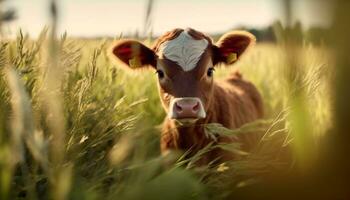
left=0, top=24, right=337, bottom=200
left=3, top=1, right=350, bottom=198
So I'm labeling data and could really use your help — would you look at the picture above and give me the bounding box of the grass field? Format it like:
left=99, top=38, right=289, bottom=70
left=0, top=27, right=335, bottom=199
left=2, top=1, right=350, bottom=199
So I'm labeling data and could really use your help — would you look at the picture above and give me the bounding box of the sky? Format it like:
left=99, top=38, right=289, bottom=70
left=4, top=0, right=333, bottom=38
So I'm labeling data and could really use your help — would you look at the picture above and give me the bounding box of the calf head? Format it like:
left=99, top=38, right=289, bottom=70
left=111, top=28, right=255, bottom=122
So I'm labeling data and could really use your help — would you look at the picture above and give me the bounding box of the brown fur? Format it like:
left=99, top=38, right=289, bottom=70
left=160, top=71, right=263, bottom=164
left=110, top=28, right=263, bottom=165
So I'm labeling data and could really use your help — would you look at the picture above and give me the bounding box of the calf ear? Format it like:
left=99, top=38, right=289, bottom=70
left=213, top=31, right=256, bottom=65
left=111, top=40, right=157, bottom=70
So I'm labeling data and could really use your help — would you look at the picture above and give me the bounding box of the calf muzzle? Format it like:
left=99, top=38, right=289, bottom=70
left=168, top=97, right=206, bottom=119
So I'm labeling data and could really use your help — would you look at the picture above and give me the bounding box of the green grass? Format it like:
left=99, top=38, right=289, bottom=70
left=0, top=27, right=333, bottom=200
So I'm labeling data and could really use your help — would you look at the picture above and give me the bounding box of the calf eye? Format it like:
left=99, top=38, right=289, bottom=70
left=207, top=67, right=215, bottom=77
left=156, top=70, right=165, bottom=79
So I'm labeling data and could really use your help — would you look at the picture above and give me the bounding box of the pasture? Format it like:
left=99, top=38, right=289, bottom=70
left=5, top=1, right=350, bottom=198
left=0, top=27, right=337, bottom=199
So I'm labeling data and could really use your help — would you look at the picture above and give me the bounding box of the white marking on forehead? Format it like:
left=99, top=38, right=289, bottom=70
left=158, top=30, right=209, bottom=71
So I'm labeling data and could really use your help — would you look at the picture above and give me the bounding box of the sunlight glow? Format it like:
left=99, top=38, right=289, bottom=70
left=4, top=0, right=332, bottom=38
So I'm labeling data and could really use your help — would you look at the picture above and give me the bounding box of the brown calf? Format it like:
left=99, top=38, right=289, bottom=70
left=111, top=28, right=263, bottom=164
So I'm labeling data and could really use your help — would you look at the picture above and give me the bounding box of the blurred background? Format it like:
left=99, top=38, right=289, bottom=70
left=0, top=0, right=349, bottom=200
left=4, top=0, right=332, bottom=39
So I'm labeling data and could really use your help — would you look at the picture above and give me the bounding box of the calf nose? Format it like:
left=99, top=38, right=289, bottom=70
left=175, top=100, right=199, bottom=117
left=170, top=98, right=205, bottom=119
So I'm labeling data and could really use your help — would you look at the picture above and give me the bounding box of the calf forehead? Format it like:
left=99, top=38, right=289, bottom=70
left=158, top=30, right=209, bottom=72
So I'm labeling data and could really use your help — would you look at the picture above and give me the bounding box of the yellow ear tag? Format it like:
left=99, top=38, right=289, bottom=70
left=227, top=53, right=237, bottom=64
left=129, top=57, right=141, bottom=68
